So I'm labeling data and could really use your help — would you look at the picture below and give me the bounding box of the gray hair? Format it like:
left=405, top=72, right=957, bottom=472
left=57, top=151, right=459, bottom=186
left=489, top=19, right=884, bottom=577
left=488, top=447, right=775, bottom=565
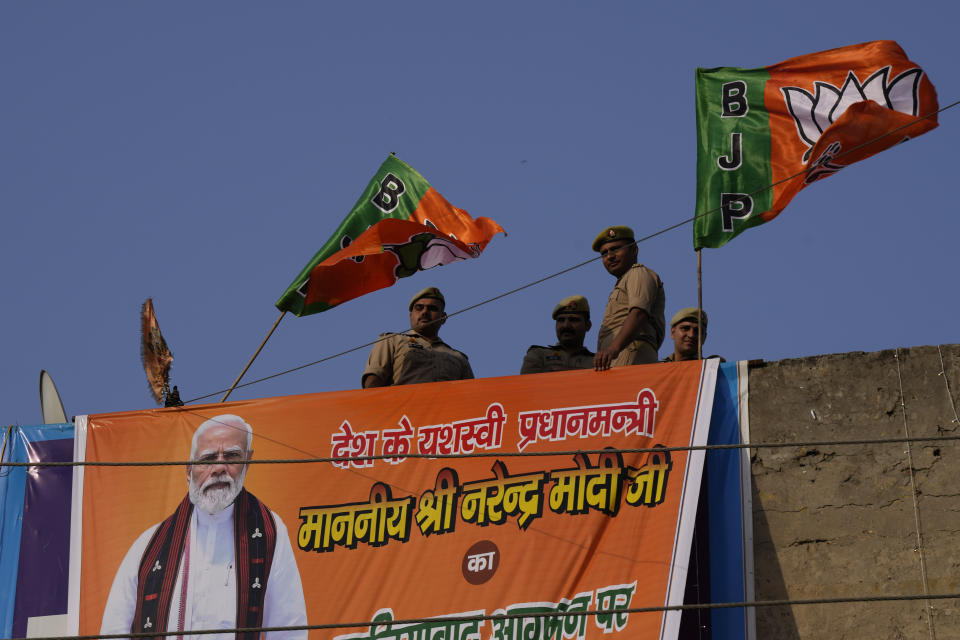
left=190, top=414, right=253, bottom=460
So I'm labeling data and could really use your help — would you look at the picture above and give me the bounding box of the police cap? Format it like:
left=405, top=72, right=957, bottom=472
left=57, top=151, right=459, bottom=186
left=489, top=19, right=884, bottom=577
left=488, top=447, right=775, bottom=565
left=409, top=287, right=446, bottom=311
left=670, top=307, right=708, bottom=329
left=592, top=226, right=635, bottom=252
left=552, top=295, right=590, bottom=320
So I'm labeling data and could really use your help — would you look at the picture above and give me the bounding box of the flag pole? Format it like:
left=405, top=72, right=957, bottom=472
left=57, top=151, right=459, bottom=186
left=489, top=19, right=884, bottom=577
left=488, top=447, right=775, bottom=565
left=696, top=249, right=703, bottom=360
left=221, top=310, right=286, bottom=402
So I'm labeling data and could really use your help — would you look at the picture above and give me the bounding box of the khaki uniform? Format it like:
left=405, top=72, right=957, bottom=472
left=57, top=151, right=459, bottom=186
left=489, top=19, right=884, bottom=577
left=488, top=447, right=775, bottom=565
left=597, top=264, right=665, bottom=367
left=520, top=345, right=595, bottom=374
left=362, top=331, right=473, bottom=386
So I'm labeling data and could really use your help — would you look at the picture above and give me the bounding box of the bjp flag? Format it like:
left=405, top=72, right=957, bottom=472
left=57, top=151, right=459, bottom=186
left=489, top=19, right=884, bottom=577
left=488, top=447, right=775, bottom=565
left=694, top=40, right=938, bottom=249
left=276, top=154, right=504, bottom=316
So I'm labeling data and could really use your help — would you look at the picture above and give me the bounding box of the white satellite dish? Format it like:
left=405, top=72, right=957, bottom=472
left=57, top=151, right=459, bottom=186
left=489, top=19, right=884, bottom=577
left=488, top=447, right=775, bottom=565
left=39, top=370, right=68, bottom=424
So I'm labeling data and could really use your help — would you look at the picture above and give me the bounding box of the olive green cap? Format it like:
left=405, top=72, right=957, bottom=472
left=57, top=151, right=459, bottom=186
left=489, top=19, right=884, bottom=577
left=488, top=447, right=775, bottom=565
left=409, top=287, right=445, bottom=311
left=671, top=307, right=708, bottom=329
left=552, top=295, right=590, bottom=320
left=592, top=226, right=635, bottom=252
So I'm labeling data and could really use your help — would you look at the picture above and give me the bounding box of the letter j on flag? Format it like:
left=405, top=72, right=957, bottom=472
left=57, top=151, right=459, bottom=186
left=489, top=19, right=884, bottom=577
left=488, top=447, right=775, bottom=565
left=277, top=154, right=504, bottom=317
left=693, top=40, right=938, bottom=249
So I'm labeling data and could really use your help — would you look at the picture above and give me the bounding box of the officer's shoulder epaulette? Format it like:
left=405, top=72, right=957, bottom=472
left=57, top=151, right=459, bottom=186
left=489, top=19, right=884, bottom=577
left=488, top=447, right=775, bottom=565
left=525, top=344, right=550, bottom=352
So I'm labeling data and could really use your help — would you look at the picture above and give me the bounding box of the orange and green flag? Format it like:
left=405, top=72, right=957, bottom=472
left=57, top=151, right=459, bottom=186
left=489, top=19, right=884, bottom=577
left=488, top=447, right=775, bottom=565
left=277, top=154, right=504, bottom=316
left=694, top=40, right=938, bottom=249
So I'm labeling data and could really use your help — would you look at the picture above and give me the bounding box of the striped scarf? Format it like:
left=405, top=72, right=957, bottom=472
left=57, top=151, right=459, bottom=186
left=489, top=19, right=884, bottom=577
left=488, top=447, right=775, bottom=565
left=130, top=489, right=277, bottom=640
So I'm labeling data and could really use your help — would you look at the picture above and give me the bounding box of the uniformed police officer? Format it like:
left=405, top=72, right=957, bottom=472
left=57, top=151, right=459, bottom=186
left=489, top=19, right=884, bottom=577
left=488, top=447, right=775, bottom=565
left=362, top=287, right=474, bottom=387
left=592, top=226, right=666, bottom=370
left=662, top=307, right=723, bottom=362
left=520, top=295, right=595, bottom=374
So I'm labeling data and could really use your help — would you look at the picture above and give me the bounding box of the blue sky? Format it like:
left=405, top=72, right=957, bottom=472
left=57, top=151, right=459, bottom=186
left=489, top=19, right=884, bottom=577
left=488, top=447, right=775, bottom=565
left=2, top=1, right=956, bottom=425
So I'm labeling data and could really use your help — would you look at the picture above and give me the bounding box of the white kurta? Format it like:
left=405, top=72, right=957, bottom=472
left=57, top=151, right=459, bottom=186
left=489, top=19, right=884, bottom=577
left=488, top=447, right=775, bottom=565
left=100, top=503, right=308, bottom=640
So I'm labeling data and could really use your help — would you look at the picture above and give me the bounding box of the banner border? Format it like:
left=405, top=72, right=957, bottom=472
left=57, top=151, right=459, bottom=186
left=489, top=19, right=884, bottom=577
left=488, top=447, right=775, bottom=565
left=66, top=415, right=87, bottom=637
left=660, top=358, right=719, bottom=638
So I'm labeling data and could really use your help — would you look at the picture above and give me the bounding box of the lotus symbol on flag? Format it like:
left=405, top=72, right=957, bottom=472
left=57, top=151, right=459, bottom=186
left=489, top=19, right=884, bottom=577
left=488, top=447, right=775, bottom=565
left=385, top=232, right=479, bottom=279
left=782, top=66, right=924, bottom=161
left=419, top=237, right=479, bottom=268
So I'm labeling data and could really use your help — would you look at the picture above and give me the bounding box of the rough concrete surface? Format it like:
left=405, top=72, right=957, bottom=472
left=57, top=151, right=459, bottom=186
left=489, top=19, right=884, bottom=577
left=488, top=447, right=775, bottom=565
left=748, top=344, right=960, bottom=639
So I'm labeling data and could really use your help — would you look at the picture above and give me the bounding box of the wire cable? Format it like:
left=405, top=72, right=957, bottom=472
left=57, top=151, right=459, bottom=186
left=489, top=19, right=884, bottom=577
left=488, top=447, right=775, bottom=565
left=16, top=591, right=960, bottom=640
left=0, top=425, right=14, bottom=478
left=895, top=349, right=936, bottom=640
left=6, top=432, right=960, bottom=469
left=937, top=344, right=960, bottom=427
left=182, top=98, right=960, bottom=404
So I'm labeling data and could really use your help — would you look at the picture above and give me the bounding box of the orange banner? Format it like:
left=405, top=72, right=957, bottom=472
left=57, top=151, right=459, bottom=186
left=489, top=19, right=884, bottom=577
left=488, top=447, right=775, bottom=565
left=70, top=361, right=717, bottom=639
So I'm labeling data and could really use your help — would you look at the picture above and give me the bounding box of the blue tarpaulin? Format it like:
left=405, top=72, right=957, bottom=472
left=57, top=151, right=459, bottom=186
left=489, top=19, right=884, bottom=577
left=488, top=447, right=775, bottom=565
left=0, top=424, right=74, bottom=639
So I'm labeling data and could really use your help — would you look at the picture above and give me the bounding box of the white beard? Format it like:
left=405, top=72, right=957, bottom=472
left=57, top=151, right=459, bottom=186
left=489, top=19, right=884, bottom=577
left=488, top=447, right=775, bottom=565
left=188, top=468, right=245, bottom=515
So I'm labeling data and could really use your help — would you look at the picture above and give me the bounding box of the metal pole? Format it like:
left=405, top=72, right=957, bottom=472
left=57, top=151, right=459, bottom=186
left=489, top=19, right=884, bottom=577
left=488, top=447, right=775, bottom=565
left=697, top=249, right=703, bottom=360
left=221, top=310, right=286, bottom=402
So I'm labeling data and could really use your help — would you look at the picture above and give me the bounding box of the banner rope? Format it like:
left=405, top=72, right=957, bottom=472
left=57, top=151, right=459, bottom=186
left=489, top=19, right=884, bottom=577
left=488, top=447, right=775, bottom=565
left=937, top=345, right=960, bottom=426
left=180, top=98, right=960, bottom=405
left=0, top=425, right=15, bottom=477
left=895, top=348, right=936, bottom=640
left=15, top=591, right=960, bottom=640
left=4, top=432, right=959, bottom=469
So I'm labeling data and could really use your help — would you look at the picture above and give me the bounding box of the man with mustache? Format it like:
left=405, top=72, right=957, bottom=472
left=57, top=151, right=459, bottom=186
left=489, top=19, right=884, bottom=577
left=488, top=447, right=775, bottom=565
left=520, top=295, right=595, bottom=374
left=362, top=287, right=473, bottom=387
left=100, top=414, right=307, bottom=640
left=592, top=226, right=666, bottom=371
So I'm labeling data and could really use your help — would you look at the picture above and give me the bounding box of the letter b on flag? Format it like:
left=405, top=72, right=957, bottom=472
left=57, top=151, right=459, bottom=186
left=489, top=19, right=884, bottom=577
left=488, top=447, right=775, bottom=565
left=721, top=81, right=749, bottom=117
left=372, top=173, right=406, bottom=213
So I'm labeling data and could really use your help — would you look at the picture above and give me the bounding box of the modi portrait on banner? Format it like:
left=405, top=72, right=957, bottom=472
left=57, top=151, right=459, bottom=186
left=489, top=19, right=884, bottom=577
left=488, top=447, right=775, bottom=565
left=99, top=414, right=308, bottom=640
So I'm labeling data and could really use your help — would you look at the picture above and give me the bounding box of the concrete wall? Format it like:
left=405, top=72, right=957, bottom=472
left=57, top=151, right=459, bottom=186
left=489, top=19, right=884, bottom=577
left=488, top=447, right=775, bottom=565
left=749, top=344, right=960, bottom=639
